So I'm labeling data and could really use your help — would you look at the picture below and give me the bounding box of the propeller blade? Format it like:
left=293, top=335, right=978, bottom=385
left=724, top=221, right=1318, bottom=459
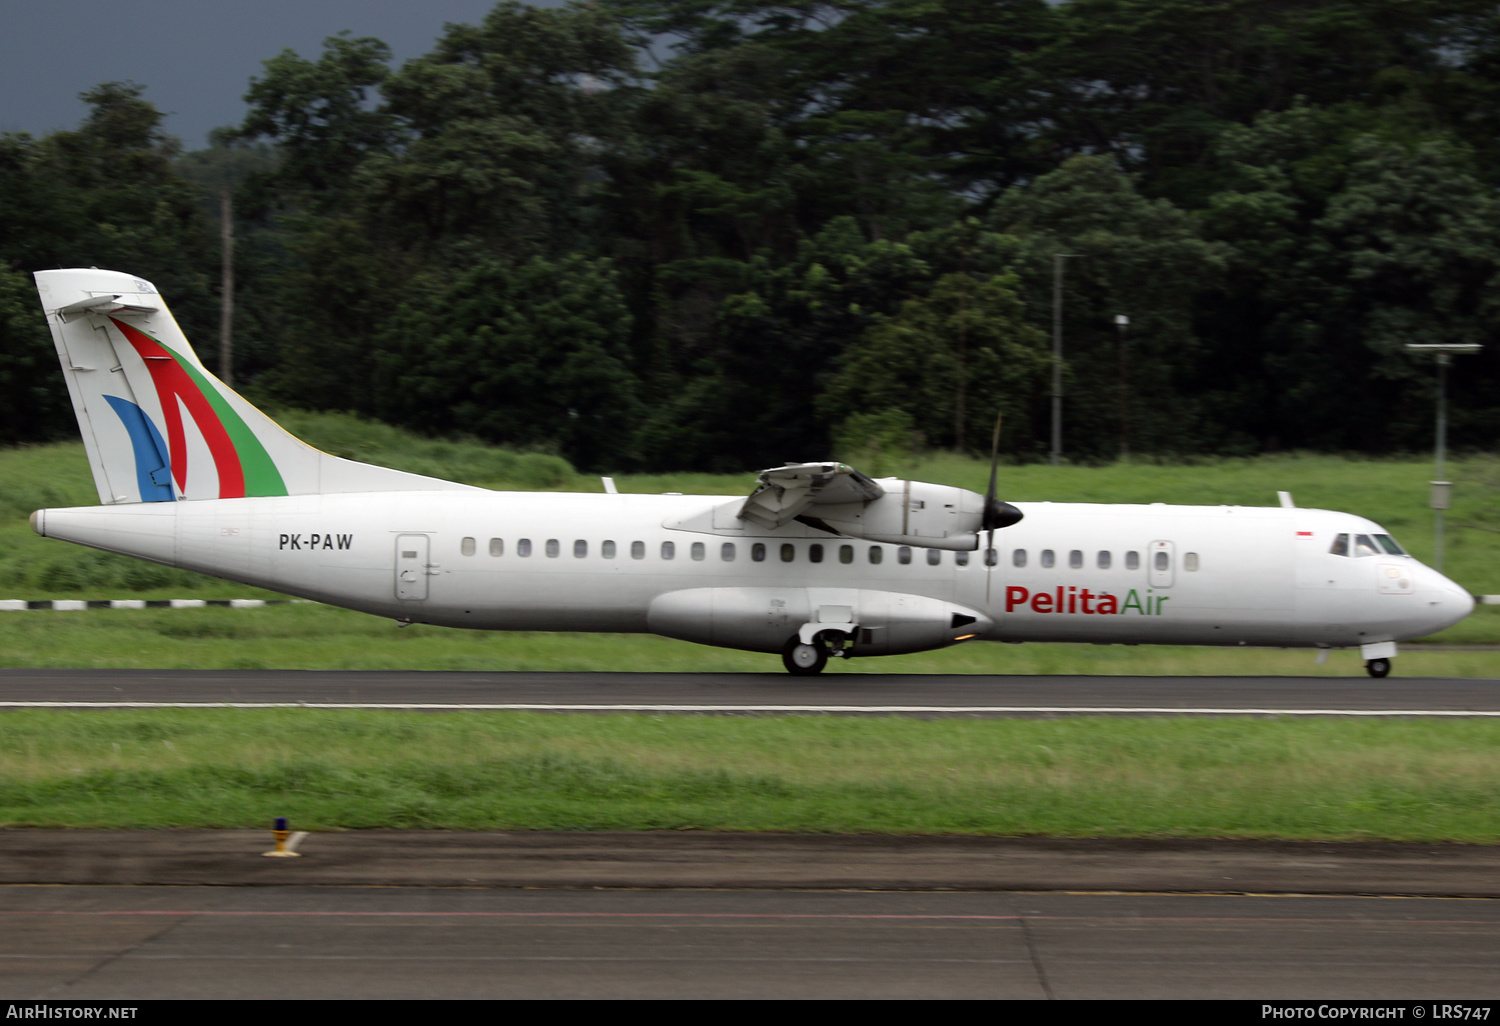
left=980, top=413, right=1023, bottom=534
left=981, top=413, right=1024, bottom=607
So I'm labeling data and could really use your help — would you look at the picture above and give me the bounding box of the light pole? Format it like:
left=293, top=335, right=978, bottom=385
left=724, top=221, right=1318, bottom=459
left=1115, top=314, right=1129, bottom=462
left=1050, top=254, right=1080, bottom=466
left=1404, top=343, right=1482, bottom=573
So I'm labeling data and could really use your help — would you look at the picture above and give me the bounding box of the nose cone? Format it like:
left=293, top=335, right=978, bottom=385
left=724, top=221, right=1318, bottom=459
left=1420, top=565, right=1475, bottom=633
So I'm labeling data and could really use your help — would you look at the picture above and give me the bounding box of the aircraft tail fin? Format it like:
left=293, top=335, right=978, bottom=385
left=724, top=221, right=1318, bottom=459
left=34, top=268, right=478, bottom=504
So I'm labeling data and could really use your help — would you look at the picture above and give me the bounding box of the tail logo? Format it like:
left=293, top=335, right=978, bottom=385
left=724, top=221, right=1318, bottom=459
left=109, top=317, right=287, bottom=499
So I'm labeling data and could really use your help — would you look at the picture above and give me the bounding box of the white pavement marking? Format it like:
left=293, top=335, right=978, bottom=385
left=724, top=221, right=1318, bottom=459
left=0, top=701, right=1497, bottom=716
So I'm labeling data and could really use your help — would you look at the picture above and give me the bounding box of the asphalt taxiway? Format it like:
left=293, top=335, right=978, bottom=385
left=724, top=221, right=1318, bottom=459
left=9, top=884, right=1500, bottom=999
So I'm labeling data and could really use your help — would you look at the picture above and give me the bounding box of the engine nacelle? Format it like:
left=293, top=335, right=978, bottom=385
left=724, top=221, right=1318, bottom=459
left=810, top=479, right=985, bottom=551
left=647, top=586, right=992, bottom=655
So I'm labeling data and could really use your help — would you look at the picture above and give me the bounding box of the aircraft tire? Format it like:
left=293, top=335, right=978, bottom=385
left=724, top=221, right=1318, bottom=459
left=1365, top=657, right=1392, bottom=679
left=782, top=636, right=828, bottom=676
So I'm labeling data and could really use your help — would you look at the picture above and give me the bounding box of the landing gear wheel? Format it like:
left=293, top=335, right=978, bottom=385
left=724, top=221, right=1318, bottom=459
left=1365, top=657, right=1392, bottom=679
left=782, top=636, right=829, bottom=676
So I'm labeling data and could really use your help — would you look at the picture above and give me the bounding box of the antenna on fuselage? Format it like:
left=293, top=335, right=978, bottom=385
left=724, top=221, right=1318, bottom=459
left=1278, top=491, right=1295, bottom=509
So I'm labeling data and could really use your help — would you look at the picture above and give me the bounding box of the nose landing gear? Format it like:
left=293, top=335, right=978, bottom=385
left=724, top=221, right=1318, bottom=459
left=1364, top=657, right=1391, bottom=678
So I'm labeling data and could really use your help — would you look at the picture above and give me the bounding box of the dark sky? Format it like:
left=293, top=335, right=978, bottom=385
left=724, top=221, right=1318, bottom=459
left=0, top=1, right=564, bottom=149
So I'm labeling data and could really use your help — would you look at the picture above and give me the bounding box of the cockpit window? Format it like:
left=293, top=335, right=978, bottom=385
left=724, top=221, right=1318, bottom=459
left=1329, top=533, right=1349, bottom=557
left=1353, top=534, right=1379, bottom=557
left=1374, top=533, right=1406, bottom=555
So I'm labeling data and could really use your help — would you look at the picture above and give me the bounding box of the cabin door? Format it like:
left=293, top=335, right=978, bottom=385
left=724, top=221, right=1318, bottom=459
left=395, top=534, right=431, bottom=601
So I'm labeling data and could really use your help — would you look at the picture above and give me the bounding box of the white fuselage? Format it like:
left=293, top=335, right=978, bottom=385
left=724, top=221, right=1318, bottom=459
left=34, top=491, right=1474, bottom=656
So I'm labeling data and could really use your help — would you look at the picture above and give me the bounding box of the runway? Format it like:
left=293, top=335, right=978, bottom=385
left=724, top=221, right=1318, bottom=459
left=2, top=667, right=1499, bottom=714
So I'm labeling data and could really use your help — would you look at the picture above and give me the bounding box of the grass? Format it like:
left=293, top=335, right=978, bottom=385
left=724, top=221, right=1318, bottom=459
left=1, top=709, right=1497, bottom=840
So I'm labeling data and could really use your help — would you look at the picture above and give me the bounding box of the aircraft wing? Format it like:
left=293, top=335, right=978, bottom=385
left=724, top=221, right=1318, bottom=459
left=739, top=462, right=885, bottom=529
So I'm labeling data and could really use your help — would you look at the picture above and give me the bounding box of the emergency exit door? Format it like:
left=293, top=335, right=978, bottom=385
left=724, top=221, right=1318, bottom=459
left=1148, top=540, right=1175, bottom=588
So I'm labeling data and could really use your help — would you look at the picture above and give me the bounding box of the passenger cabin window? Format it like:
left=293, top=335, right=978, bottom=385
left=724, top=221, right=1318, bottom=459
left=489, top=538, right=503, bottom=557
left=691, top=542, right=705, bottom=561
left=631, top=541, right=645, bottom=560
left=752, top=543, right=766, bottom=562
left=574, top=540, right=587, bottom=558
left=1097, top=551, right=1111, bottom=570
left=985, top=548, right=998, bottom=567
left=1041, top=549, right=1055, bottom=568
left=518, top=538, right=533, bottom=557
left=1125, top=551, right=1139, bottom=570
left=869, top=546, right=883, bottom=565
left=1185, top=552, right=1200, bottom=571
left=955, top=550, right=969, bottom=566
left=602, top=540, right=616, bottom=558
left=461, top=537, right=476, bottom=556
left=898, top=546, right=912, bottom=565
left=781, top=544, right=796, bottom=563
left=809, top=544, right=824, bottom=564
left=1069, top=550, right=1083, bottom=569
left=839, top=545, right=854, bottom=564
left=1330, top=533, right=1349, bottom=557
left=1354, top=534, right=1380, bottom=557
left=1013, top=549, right=1027, bottom=568
left=545, top=539, right=559, bottom=558
left=661, top=541, right=675, bottom=560
left=721, top=543, right=735, bottom=561
left=1154, top=550, right=1169, bottom=571
left=926, top=548, right=941, bottom=566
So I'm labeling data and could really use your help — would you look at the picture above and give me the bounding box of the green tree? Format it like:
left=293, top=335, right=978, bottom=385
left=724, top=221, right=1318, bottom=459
left=372, top=256, right=643, bottom=471
left=820, top=271, right=1048, bottom=453
left=1031, top=0, right=1488, bottom=202
left=987, top=155, right=1228, bottom=459
left=635, top=216, right=932, bottom=471
left=236, top=34, right=396, bottom=209
left=1202, top=108, right=1500, bottom=450
left=364, top=1, right=644, bottom=261
left=0, top=267, right=71, bottom=444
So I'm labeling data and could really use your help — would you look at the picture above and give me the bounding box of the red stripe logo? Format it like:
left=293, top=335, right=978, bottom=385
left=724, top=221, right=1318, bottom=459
left=110, top=318, right=246, bottom=497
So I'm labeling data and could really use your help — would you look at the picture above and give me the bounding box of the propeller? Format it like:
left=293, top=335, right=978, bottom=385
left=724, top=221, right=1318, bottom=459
left=981, top=413, right=1023, bottom=606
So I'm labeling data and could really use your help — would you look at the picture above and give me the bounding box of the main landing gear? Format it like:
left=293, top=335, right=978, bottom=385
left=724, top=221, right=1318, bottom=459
left=1364, top=657, right=1392, bottom=679
left=781, top=632, right=850, bottom=675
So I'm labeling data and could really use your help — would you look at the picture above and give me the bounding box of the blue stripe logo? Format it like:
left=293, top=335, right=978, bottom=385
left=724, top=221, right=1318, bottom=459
left=103, top=395, right=173, bottom=502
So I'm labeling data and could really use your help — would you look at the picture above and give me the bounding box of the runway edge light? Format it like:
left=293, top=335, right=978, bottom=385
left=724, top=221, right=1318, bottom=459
left=264, top=816, right=301, bottom=858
